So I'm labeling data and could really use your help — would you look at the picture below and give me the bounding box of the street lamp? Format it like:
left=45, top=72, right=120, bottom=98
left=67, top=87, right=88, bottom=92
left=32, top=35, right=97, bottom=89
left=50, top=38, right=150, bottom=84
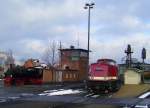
left=84, top=3, right=95, bottom=61
left=84, top=3, right=95, bottom=81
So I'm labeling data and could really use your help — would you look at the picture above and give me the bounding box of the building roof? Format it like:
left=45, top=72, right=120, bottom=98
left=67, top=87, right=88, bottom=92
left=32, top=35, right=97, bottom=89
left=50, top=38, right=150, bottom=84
left=56, top=69, right=78, bottom=72
left=125, top=68, right=142, bottom=73
left=59, top=48, right=89, bottom=52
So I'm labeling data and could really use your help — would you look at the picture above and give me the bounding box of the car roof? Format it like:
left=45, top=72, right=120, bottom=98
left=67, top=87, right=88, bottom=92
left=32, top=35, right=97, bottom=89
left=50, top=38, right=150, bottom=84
left=139, top=92, right=150, bottom=98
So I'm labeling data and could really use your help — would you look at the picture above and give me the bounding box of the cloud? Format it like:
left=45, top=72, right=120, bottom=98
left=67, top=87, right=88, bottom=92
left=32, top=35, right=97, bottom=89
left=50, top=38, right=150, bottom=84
left=20, top=39, right=46, bottom=54
left=8, top=0, right=86, bottom=25
left=1, top=0, right=150, bottom=64
left=90, top=33, right=150, bottom=63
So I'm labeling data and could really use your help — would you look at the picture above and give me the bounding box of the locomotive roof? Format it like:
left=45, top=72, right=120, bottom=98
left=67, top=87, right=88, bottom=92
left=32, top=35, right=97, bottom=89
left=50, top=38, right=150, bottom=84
left=97, top=59, right=116, bottom=63
left=90, top=59, right=116, bottom=65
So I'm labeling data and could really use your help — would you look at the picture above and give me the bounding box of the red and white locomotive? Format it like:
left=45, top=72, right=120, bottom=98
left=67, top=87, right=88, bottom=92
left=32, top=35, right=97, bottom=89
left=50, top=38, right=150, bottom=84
left=87, top=59, right=120, bottom=93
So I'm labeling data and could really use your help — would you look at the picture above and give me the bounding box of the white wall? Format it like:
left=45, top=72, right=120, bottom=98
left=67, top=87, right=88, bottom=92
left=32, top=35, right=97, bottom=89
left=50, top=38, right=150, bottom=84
left=124, top=69, right=141, bottom=84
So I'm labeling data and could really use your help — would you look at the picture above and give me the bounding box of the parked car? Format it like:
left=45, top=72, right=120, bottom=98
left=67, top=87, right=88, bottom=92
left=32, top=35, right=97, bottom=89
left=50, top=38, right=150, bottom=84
left=134, top=104, right=150, bottom=108
left=134, top=92, right=150, bottom=108
left=123, top=92, right=150, bottom=108
left=138, top=92, right=150, bottom=99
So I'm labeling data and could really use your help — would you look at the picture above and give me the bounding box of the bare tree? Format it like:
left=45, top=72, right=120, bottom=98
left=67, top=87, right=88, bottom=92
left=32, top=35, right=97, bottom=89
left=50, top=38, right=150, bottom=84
left=6, top=49, right=15, bottom=65
left=42, top=41, right=59, bottom=67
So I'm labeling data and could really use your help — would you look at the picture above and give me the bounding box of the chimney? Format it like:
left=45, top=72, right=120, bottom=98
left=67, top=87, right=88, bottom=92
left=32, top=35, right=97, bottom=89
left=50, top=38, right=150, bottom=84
left=70, top=45, right=75, bottom=49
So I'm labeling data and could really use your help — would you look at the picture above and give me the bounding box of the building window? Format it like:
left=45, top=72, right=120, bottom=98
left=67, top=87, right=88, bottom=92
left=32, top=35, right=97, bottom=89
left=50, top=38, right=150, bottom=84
left=73, top=74, right=76, bottom=78
left=71, top=56, right=79, bottom=61
left=80, top=52, right=88, bottom=57
left=66, top=74, right=68, bottom=79
left=70, top=74, right=72, bottom=78
left=71, top=51, right=79, bottom=57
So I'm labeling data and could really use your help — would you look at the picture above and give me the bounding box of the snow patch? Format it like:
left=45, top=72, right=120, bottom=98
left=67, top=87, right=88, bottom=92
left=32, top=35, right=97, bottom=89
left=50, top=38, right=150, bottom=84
left=20, top=93, right=34, bottom=97
left=39, top=89, right=83, bottom=96
left=0, top=99, right=6, bottom=103
left=85, top=93, right=95, bottom=97
left=44, top=89, right=64, bottom=93
left=8, top=97, right=20, bottom=99
left=91, top=95, right=100, bottom=98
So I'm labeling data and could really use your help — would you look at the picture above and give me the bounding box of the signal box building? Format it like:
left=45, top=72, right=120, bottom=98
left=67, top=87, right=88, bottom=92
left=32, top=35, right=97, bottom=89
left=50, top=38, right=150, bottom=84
left=60, top=46, right=89, bottom=81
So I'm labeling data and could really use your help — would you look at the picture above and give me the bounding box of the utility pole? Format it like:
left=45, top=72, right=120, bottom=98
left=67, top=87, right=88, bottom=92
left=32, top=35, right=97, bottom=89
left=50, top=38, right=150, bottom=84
left=84, top=2, right=95, bottom=62
left=59, top=41, right=62, bottom=69
left=52, top=41, right=55, bottom=66
left=84, top=3, right=95, bottom=80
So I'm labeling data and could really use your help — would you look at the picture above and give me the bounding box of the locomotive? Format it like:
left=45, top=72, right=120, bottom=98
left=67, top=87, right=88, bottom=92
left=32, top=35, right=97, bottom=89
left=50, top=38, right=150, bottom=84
left=87, top=59, right=120, bottom=93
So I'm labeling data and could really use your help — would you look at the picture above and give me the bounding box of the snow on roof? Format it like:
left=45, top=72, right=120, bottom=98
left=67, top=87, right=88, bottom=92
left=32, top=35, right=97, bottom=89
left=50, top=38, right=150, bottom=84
left=40, top=63, right=47, bottom=67
left=35, top=66, right=43, bottom=69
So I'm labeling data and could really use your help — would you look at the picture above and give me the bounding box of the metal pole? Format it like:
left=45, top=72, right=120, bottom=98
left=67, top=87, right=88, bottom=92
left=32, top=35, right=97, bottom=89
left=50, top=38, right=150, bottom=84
left=84, top=3, right=95, bottom=81
left=87, top=6, right=91, bottom=61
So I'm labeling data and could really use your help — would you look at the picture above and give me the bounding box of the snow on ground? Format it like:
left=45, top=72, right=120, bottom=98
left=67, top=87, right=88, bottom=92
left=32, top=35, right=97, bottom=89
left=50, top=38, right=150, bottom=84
left=43, top=89, right=64, bottom=93
left=85, top=93, right=95, bottom=97
left=20, top=93, right=34, bottom=97
left=91, top=95, right=100, bottom=98
left=0, top=99, right=6, bottom=103
left=8, top=97, right=20, bottom=100
left=39, top=89, right=83, bottom=96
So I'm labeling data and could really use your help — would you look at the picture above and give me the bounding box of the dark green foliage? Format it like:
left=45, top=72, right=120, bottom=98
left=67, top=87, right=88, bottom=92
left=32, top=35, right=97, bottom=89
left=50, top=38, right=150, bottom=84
left=4, top=68, right=13, bottom=77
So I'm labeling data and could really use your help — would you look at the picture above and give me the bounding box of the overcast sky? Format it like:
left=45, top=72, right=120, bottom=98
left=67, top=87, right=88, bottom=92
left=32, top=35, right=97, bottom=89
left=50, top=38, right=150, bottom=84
left=1, top=0, right=150, bottom=64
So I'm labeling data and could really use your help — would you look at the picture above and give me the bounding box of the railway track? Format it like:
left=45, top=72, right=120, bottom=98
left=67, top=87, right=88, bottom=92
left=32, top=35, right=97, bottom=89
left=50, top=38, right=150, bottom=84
left=0, top=90, right=148, bottom=108
left=0, top=88, right=109, bottom=104
left=0, top=82, right=149, bottom=108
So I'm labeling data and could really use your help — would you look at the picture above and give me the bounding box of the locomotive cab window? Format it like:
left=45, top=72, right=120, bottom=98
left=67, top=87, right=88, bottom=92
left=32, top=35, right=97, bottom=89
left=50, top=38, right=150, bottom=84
left=95, top=67, right=103, bottom=71
left=108, top=61, right=116, bottom=65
